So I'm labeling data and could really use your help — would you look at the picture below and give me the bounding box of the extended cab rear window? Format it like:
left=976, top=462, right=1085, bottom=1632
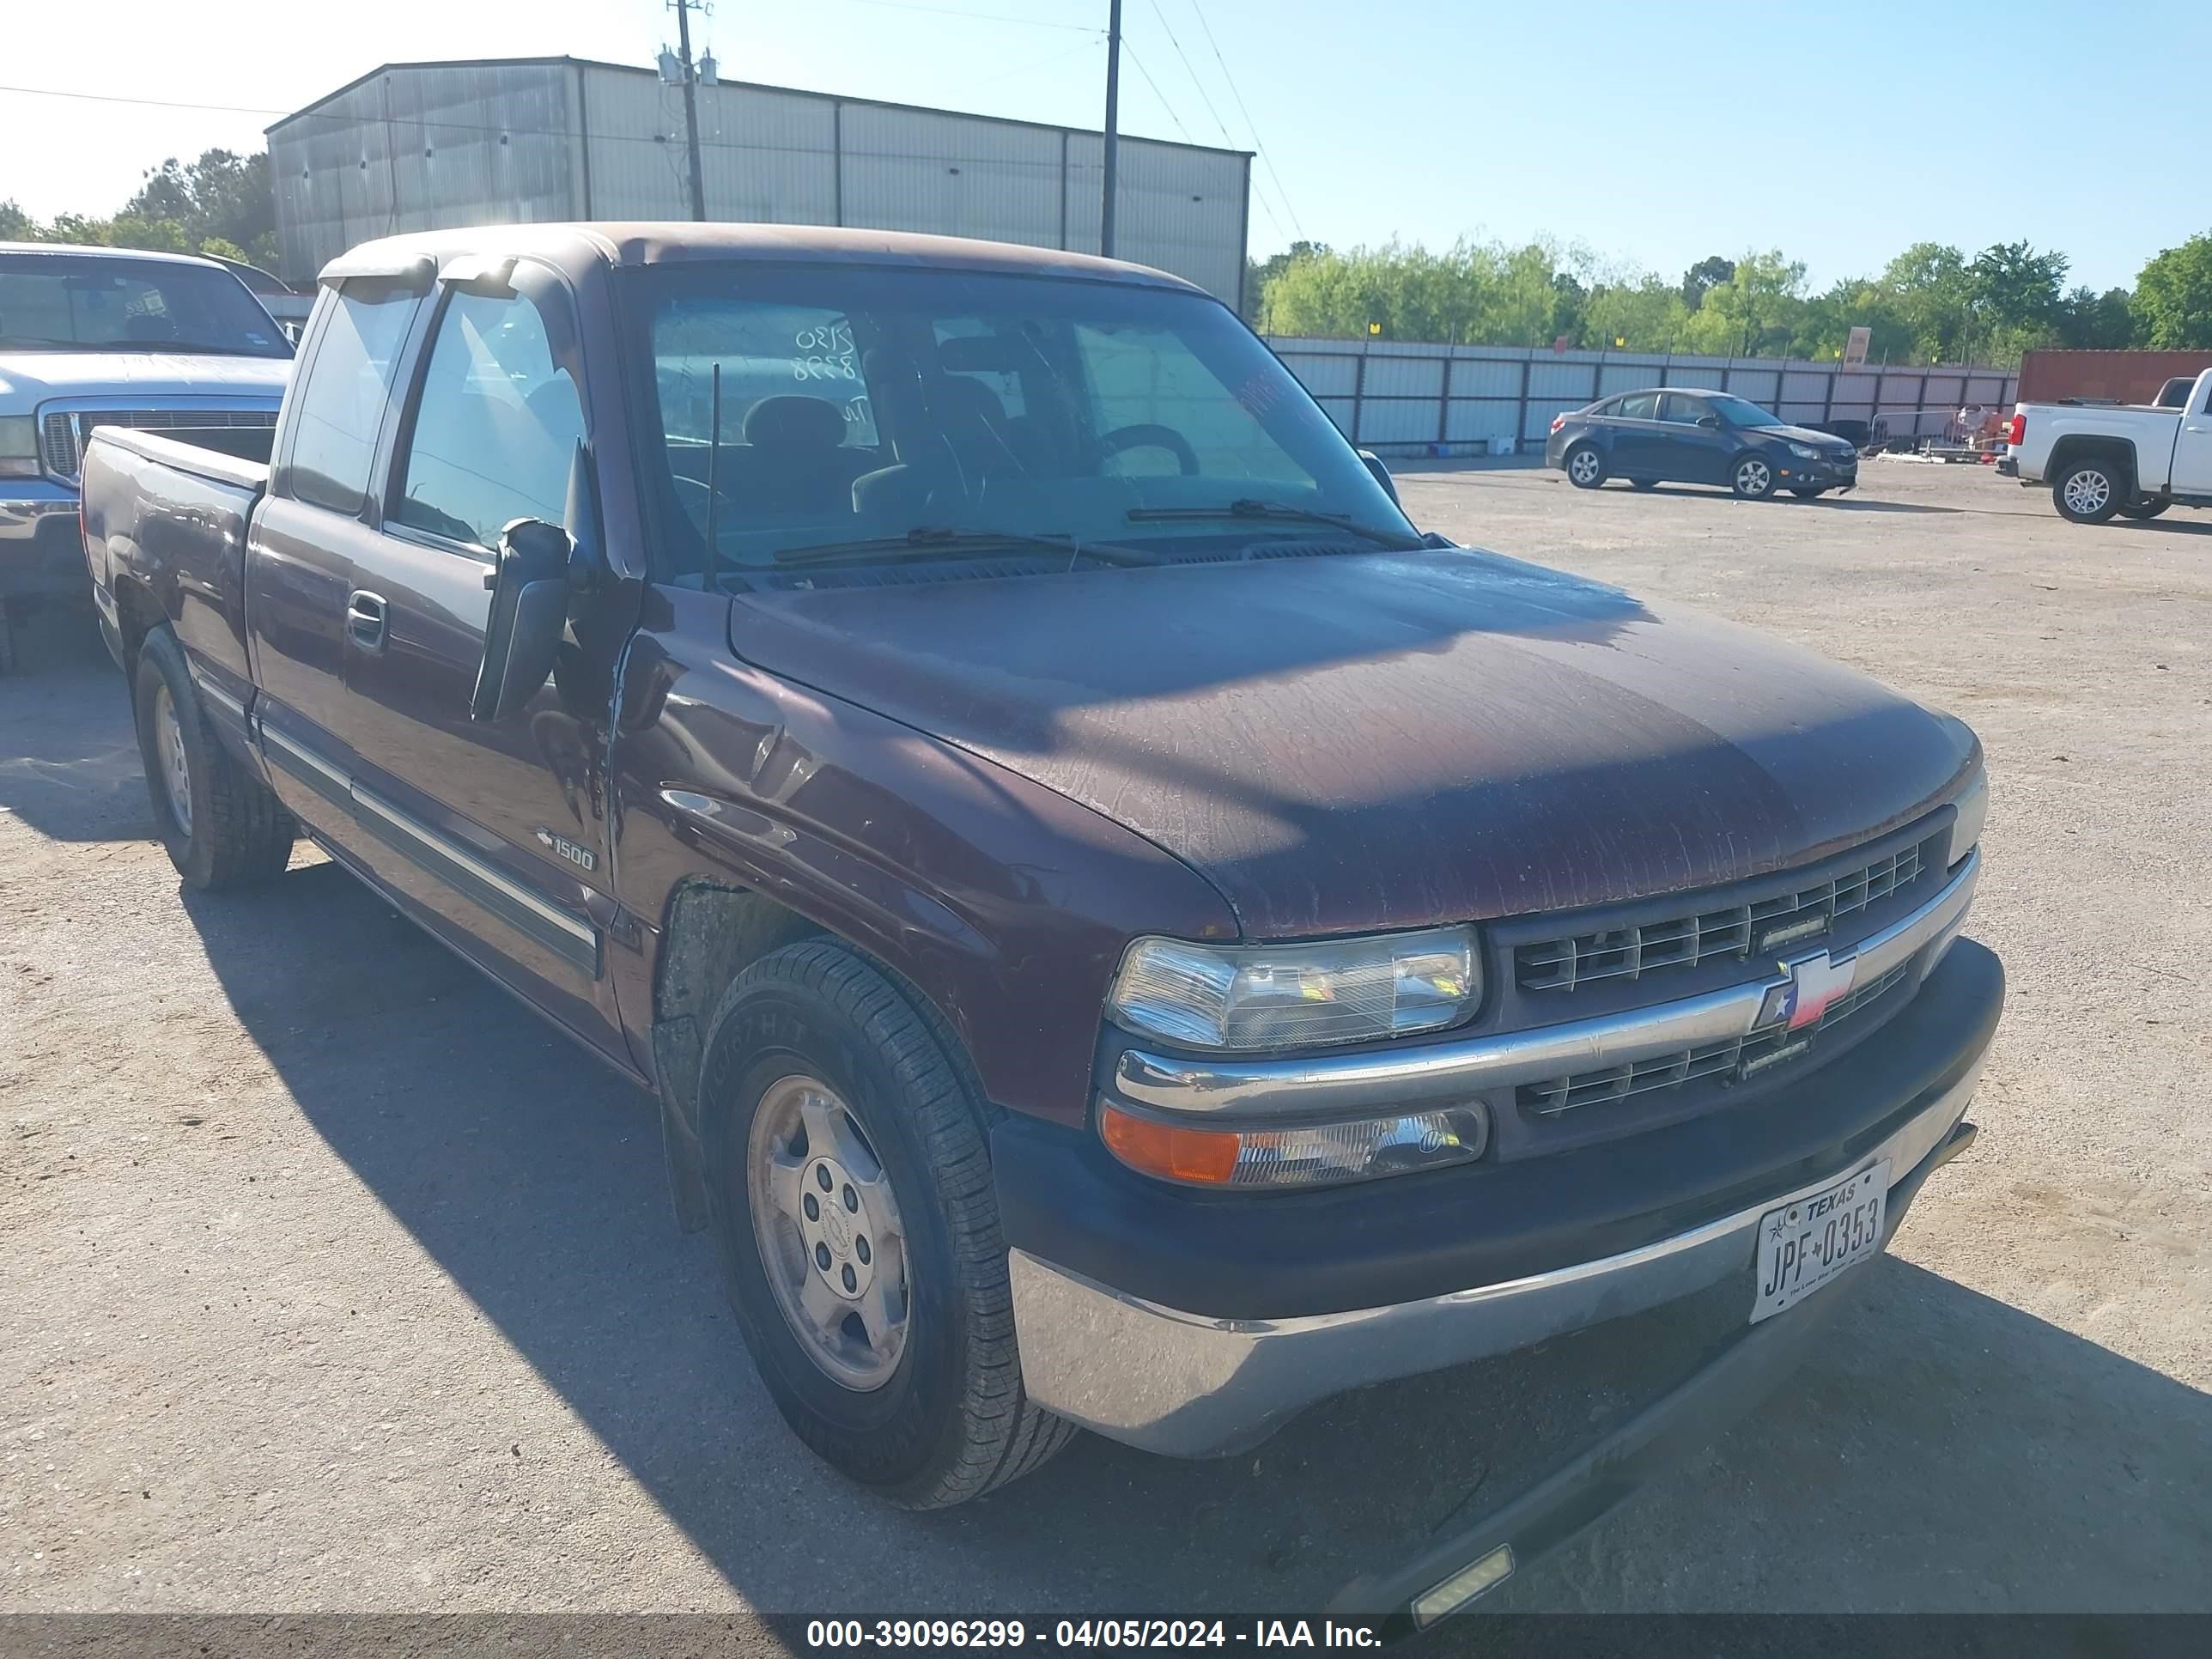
left=284, top=283, right=419, bottom=517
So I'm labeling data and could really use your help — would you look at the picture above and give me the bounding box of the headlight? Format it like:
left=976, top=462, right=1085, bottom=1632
left=0, top=416, right=38, bottom=479
left=1108, top=927, right=1481, bottom=1052
left=1786, top=441, right=1820, bottom=459
left=1946, top=766, right=1987, bottom=870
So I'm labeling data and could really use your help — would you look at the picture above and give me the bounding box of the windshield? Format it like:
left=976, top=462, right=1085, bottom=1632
left=1705, top=393, right=1784, bottom=428
left=623, top=263, right=1413, bottom=579
left=0, top=253, right=291, bottom=357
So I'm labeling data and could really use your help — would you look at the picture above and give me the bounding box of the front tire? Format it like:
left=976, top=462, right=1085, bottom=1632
left=1564, top=443, right=1607, bottom=489
left=132, top=628, right=293, bottom=890
left=2053, top=459, right=2124, bottom=524
left=699, top=940, right=1073, bottom=1509
left=1730, top=453, right=1777, bottom=499
left=2118, top=497, right=2170, bottom=520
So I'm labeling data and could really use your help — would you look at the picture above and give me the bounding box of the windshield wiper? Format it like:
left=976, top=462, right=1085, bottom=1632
left=771, top=526, right=1161, bottom=569
left=1124, top=498, right=1423, bottom=550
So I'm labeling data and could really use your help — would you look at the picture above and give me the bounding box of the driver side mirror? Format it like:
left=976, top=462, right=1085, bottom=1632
left=471, top=517, right=573, bottom=723
left=1357, top=447, right=1401, bottom=507
left=1697, top=415, right=1722, bottom=429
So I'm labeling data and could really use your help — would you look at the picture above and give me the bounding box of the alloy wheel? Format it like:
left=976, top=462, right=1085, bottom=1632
left=2063, top=469, right=2112, bottom=517
left=747, top=1073, right=910, bottom=1391
left=1735, top=458, right=1771, bottom=495
left=1569, top=449, right=1601, bottom=485
left=153, top=684, right=192, bottom=837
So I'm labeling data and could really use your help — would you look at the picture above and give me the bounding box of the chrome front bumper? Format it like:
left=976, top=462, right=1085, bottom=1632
left=1009, top=1053, right=1982, bottom=1456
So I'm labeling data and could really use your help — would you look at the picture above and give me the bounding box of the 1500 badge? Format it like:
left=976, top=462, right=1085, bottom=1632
left=534, top=829, right=597, bottom=872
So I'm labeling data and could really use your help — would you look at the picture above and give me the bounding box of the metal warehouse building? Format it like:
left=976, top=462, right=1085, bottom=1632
left=266, top=58, right=1251, bottom=302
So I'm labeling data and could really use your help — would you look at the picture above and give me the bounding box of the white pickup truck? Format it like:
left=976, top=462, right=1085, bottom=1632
left=2006, top=367, right=2212, bottom=524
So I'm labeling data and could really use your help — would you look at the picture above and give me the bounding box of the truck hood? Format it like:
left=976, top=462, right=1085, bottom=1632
left=0, top=351, right=291, bottom=409
left=729, top=550, right=1977, bottom=937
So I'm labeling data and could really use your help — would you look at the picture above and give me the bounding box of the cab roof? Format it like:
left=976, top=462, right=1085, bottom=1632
left=318, top=222, right=1205, bottom=296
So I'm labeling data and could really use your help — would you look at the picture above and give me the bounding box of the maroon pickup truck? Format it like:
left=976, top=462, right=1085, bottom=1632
left=81, top=223, right=1999, bottom=1624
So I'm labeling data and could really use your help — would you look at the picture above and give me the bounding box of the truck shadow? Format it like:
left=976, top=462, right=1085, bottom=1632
left=176, top=863, right=2212, bottom=1615
left=0, top=614, right=153, bottom=844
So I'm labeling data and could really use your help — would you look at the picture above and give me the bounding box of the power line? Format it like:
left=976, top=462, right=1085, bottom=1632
left=963, top=33, right=1107, bottom=94
left=1144, top=0, right=1234, bottom=149
left=1183, top=0, right=1304, bottom=240
left=1137, top=1, right=1285, bottom=242
left=1118, top=43, right=1194, bottom=146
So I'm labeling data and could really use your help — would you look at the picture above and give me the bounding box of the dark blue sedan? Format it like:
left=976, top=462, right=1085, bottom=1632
left=1544, top=388, right=1859, bottom=500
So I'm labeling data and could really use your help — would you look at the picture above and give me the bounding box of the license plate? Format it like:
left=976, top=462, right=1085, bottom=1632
left=1749, top=1160, right=1888, bottom=1323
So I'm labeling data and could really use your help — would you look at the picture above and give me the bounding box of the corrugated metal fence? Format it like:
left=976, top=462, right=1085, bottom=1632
left=1260, top=337, right=2021, bottom=455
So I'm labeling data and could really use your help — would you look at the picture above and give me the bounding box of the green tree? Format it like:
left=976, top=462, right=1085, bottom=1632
left=1244, top=239, right=1328, bottom=326
left=1878, top=243, right=1971, bottom=362
left=2058, top=285, right=2136, bottom=349
left=1583, top=277, right=1690, bottom=351
left=124, top=150, right=277, bottom=266
left=1679, top=251, right=1807, bottom=356
left=1680, top=255, right=1735, bottom=312
left=1963, top=240, right=2069, bottom=362
left=2133, top=233, right=2212, bottom=349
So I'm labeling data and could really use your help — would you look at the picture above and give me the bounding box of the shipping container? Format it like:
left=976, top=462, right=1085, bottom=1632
left=266, top=58, right=1251, bottom=304
left=2016, top=349, right=2212, bottom=406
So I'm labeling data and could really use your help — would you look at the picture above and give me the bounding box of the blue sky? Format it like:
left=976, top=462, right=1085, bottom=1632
left=4, top=0, right=2203, bottom=292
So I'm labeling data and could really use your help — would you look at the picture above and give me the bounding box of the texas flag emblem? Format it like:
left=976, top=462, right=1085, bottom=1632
left=1760, top=950, right=1858, bottom=1031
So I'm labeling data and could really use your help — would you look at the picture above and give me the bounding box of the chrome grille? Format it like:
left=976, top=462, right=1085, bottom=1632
left=1515, top=841, right=1927, bottom=994
left=1519, top=962, right=1911, bottom=1116
left=39, top=407, right=279, bottom=483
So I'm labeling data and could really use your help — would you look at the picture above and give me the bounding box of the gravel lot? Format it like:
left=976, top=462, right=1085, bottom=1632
left=3, top=458, right=2208, bottom=1617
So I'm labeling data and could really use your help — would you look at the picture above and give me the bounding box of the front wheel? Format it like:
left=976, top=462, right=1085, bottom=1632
left=1730, top=454, right=1777, bottom=499
left=2118, top=497, right=2170, bottom=520
left=699, top=940, right=1073, bottom=1509
left=1564, top=444, right=1606, bottom=489
left=2053, top=459, right=2124, bottom=524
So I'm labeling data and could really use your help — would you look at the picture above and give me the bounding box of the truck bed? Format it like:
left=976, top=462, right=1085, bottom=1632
left=79, top=426, right=274, bottom=702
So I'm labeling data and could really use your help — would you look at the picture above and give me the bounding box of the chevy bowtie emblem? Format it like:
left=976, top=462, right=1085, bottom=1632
left=1760, top=949, right=1856, bottom=1031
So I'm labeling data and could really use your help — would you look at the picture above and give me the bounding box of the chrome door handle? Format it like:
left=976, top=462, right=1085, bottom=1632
left=346, top=590, right=388, bottom=653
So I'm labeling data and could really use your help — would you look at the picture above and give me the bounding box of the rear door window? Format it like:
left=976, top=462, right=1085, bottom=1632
left=1658, top=393, right=1708, bottom=424
left=284, top=283, right=418, bottom=516
left=1614, top=392, right=1659, bottom=422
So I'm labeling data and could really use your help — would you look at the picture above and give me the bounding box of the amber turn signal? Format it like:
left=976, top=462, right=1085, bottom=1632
left=1098, top=1103, right=1240, bottom=1185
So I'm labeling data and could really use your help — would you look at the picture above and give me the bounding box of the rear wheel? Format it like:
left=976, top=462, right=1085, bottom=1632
left=2053, top=458, right=2124, bottom=524
left=699, top=939, right=1073, bottom=1509
left=1564, top=444, right=1606, bottom=489
left=1730, top=454, right=1777, bottom=499
left=2118, top=497, right=2170, bottom=520
left=132, top=628, right=294, bottom=890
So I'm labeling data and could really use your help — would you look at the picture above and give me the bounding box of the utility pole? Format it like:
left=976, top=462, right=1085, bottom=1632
left=1100, top=0, right=1121, bottom=258
left=673, top=0, right=708, bottom=222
